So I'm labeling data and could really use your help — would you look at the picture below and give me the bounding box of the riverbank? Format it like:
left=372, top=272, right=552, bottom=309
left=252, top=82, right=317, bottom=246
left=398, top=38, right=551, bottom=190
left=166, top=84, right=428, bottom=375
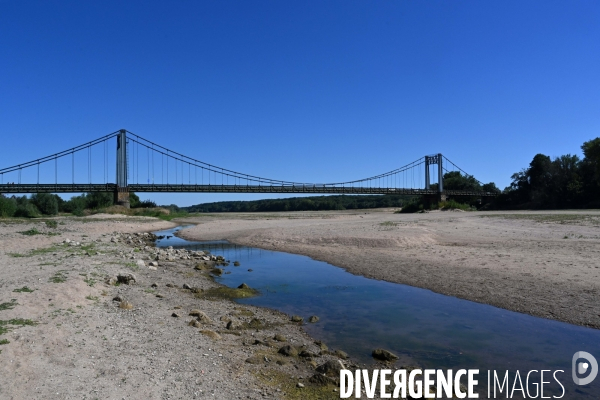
left=0, top=215, right=351, bottom=399
left=178, top=209, right=600, bottom=329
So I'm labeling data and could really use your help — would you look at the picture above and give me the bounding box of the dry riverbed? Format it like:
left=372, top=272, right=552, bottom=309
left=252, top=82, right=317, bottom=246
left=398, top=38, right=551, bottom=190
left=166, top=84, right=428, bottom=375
left=179, top=209, right=600, bottom=329
left=0, top=215, right=356, bottom=399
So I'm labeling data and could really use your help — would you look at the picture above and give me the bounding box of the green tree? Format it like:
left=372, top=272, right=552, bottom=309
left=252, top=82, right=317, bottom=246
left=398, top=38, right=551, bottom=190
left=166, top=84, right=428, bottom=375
left=0, top=195, right=17, bottom=217
left=31, top=193, right=59, bottom=215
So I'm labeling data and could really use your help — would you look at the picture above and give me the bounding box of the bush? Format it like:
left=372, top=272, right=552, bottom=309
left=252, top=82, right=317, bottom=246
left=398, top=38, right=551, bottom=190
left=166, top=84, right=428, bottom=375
left=0, top=196, right=17, bottom=217
left=14, top=203, right=40, bottom=218
left=31, top=193, right=59, bottom=216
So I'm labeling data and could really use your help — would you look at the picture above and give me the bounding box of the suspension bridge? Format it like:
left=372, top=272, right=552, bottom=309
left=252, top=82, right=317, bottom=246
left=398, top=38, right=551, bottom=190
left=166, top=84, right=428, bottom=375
left=0, top=130, right=495, bottom=207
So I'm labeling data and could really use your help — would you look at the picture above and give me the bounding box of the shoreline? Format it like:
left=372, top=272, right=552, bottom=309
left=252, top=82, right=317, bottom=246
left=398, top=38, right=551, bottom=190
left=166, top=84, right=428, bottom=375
left=177, top=209, right=600, bottom=330
left=0, top=215, right=352, bottom=399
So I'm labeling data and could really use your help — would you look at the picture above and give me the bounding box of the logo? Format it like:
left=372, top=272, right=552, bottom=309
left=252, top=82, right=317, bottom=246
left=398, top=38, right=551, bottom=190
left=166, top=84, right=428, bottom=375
left=572, top=351, right=598, bottom=386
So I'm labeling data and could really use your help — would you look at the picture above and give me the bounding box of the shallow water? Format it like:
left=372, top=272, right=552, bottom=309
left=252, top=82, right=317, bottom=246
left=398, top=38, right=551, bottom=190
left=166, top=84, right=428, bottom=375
left=155, top=226, right=600, bottom=397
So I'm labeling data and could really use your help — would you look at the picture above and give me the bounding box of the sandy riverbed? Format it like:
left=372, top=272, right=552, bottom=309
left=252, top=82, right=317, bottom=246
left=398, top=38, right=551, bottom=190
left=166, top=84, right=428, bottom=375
left=179, top=209, right=600, bottom=329
left=0, top=215, right=349, bottom=399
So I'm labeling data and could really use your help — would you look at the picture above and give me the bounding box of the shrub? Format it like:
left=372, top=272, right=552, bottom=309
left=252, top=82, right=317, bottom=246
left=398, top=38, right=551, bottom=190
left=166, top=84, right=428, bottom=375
left=31, top=193, right=59, bottom=216
left=14, top=203, right=40, bottom=218
left=0, top=196, right=17, bottom=217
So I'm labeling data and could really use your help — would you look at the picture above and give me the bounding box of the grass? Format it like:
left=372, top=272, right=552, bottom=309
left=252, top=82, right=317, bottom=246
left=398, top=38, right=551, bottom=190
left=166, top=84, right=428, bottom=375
left=13, top=286, right=34, bottom=293
left=45, top=220, right=58, bottom=229
left=195, top=286, right=259, bottom=300
left=0, top=339, right=9, bottom=345
left=0, top=300, right=17, bottom=311
left=379, top=221, right=398, bottom=227
left=49, top=271, right=68, bottom=283
left=9, top=245, right=61, bottom=258
left=83, top=277, right=96, bottom=287
left=85, top=295, right=99, bottom=301
left=19, top=227, right=42, bottom=235
left=0, top=318, right=37, bottom=335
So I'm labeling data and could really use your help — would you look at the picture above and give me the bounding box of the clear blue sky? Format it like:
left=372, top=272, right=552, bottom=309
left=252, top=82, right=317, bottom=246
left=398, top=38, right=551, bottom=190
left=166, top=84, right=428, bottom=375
left=1, top=1, right=599, bottom=206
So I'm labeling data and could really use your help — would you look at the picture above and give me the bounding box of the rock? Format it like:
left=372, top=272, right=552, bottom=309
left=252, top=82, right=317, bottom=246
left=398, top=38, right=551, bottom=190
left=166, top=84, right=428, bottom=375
left=155, top=293, right=165, bottom=298
left=182, top=283, right=192, bottom=290
left=309, top=374, right=334, bottom=386
left=308, top=315, right=319, bottom=323
left=148, top=266, right=157, bottom=271
left=372, top=348, right=399, bottom=362
left=64, top=238, right=71, bottom=244
left=117, top=273, right=136, bottom=285
left=119, top=301, right=133, bottom=310
left=273, top=334, right=287, bottom=342
left=112, top=295, right=123, bottom=302
left=189, top=310, right=211, bottom=323
left=105, top=276, right=118, bottom=285
left=149, top=261, right=158, bottom=267
left=233, top=261, right=240, bottom=266
left=315, top=341, right=328, bottom=351
left=226, top=320, right=240, bottom=330
left=135, top=259, right=146, bottom=268
left=291, top=315, right=303, bottom=323
left=316, top=360, right=346, bottom=377
left=237, top=283, right=250, bottom=289
left=166, top=283, right=175, bottom=288
left=188, top=320, right=202, bottom=328
left=278, top=345, right=298, bottom=357
left=190, top=287, right=203, bottom=294
left=296, top=383, right=304, bottom=388
left=150, top=283, right=158, bottom=288
left=299, top=350, right=316, bottom=358
left=211, top=268, right=223, bottom=276
left=334, top=350, right=349, bottom=359
left=172, top=312, right=180, bottom=318
left=247, top=268, right=253, bottom=272
left=200, top=330, right=221, bottom=340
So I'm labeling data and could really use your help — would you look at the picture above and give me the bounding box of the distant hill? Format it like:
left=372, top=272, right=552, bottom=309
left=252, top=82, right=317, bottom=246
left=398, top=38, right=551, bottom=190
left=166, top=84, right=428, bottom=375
left=183, top=194, right=413, bottom=213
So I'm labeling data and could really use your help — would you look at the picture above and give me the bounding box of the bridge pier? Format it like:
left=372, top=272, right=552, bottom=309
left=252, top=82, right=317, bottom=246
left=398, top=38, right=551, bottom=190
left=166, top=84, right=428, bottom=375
left=114, top=187, right=130, bottom=208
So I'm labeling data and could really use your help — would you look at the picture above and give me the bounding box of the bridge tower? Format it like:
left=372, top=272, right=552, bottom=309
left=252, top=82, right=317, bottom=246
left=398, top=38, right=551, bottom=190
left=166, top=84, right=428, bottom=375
left=425, top=153, right=446, bottom=202
left=115, top=129, right=130, bottom=208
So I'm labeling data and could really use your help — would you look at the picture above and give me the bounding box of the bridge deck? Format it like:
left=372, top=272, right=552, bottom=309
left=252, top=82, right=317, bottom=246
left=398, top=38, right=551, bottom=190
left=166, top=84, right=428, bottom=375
left=0, top=184, right=496, bottom=197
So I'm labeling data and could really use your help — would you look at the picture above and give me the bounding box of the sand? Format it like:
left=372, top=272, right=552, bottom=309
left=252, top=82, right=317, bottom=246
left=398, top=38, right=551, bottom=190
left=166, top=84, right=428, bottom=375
left=179, top=209, right=600, bottom=329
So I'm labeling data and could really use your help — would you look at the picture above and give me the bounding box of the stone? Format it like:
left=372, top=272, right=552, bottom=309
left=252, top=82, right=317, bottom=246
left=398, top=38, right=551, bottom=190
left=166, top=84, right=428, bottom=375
left=166, top=283, right=175, bottom=288
left=149, top=261, right=158, bottom=267
left=273, top=334, right=287, bottom=342
left=315, top=341, right=328, bottom=351
left=291, top=315, right=303, bottom=323
left=372, top=348, right=399, bottom=362
left=334, top=350, right=349, bottom=359
left=135, top=259, right=146, bottom=268
left=247, top=269, right=253, bottom=272
left=155, top=293, right=165, bottom=298
left=316, top=360, right=346, bottom=377
left=299, top=350, right=316, bottom=358
left=119, top=301, right=133, bottom=310
left=278, top=345, right=298, bottom=357
left=182, top=283, right=192, bottom=290
left=188, top=320, right=202, bottom=328
left=211, top=268, right=223, bottom=276
left=172, top=312, right=180, bottom=318
left=309, top=374, right=334, bottom=386
left=226, top=320, right=240, bottom=330
left=296, top=383, right=304, bottom=388
left=237, top=283, right=250, bottom=289
left=200, top=330, right=221, bottom=340
left=112, top=295, right=123, bottom=302
left=105, top=276, right=118, bottom=285
left=117, top=273, right=136, bottom=285
left=308, top=315, right=319, bottom=323
left=189, top=310, right=211, bottom=323
left=150, top=283, right=158, bottom=288
left=233, top=261, right=240, bottom=266
left=148, top=266, right=157, bottom=271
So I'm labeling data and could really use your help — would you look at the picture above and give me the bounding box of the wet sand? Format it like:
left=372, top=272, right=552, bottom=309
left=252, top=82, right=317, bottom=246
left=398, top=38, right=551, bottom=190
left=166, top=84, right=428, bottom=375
left=179, top=209, right=600, bottom=329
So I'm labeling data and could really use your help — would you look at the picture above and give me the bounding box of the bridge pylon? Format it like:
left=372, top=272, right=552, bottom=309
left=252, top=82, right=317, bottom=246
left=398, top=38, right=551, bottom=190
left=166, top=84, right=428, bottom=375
left=115, top=129, right=130, bottom=208
left=424, top=153, right=446, bottom=202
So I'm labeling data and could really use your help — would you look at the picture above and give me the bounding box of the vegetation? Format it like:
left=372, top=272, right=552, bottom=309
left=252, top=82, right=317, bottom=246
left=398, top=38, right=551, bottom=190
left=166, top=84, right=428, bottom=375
left=13, top=286, right=34, bottom=293
left=492, top=138, right=600, bottom=209
left=185, top=194, right=413, bottom=213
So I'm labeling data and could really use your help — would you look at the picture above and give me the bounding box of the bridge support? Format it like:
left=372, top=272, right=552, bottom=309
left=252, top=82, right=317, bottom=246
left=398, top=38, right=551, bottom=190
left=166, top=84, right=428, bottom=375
left=115, top=129, right=130, bottom=208
left=424, top=153, right=446, bottom=203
